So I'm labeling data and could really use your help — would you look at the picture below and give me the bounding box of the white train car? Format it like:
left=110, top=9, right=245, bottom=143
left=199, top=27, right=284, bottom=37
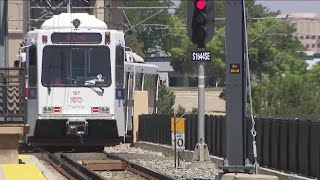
left=16, top=13, right=159, bottom=148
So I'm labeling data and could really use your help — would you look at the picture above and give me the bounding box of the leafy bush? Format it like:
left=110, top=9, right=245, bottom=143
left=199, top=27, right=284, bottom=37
left=158, top=85, right=175, bottom=113
left=176, top=105, right=186, bottom=114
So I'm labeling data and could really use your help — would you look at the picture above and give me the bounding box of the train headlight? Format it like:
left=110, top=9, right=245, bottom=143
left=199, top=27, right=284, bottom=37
left=100, top=107, right=110, bottom=114
left=91, top=107, right=110, bottom=114
left=105, top=32, right=110, bottom=44
left=43, top=106, right=62, bottom=113
left=43, top=106, right=53, bottom=113
left=42, top=35, right=48, bottom=44
left=72, top=19, right=81, bottom=28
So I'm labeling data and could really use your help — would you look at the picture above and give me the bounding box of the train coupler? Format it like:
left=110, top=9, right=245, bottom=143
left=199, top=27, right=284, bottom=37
left=66, top=119, right=88, bottom=137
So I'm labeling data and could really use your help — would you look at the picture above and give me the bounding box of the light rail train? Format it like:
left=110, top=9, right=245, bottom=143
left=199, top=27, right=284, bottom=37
left=15, top=12, right=159, bottom=148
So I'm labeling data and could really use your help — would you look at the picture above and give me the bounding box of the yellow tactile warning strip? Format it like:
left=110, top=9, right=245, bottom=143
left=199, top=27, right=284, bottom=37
left=1, top=164, right=46, bottom=180
left=18, top=155, right=30, bottom=160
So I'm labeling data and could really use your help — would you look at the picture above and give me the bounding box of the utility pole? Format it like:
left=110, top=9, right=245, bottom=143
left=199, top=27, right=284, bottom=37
left=22, top=0, right=30, bottom=35
left=105, top=0, right=124, bottom=30
left=67, top=0, right=72, bottom=13
left=0, top=0, right=8, bottom=67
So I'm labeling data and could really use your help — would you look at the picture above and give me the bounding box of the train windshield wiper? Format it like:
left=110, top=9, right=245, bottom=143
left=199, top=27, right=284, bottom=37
left=85, top=79, right=104, bottom=93
left=47, top=84, right=51, bottom=95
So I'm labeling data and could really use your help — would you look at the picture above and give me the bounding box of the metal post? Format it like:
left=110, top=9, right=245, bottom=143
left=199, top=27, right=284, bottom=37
left=189, top=49, right=214, bottom=169
left=174, top=112, right=177, bottom=168
left=23, top=0, right=29, bottom=34
left=198, top=61, right=205, bottom=144
left=0, top=0, right=8, bottom=68
left=105, top=0, right=124, bottom=30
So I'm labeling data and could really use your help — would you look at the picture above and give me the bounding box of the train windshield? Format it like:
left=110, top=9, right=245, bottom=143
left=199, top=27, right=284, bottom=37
left=41, top=46, right=111, bottom=87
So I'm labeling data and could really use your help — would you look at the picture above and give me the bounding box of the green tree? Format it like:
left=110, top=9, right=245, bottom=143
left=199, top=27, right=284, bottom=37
left=307, top=62, right=320, bottom=86
left=189, top=107, right=198, bottom=114
left=170, top=0, right=305, bottom=84
left=252, top=74, right=320, bottom=117
left=176, top=105, right=186, bottom=114
left=124, top=0, right=173, bottom=56
left=125, top=33, right=145, bottom=57
left=158, top=85, right=175, bottom=113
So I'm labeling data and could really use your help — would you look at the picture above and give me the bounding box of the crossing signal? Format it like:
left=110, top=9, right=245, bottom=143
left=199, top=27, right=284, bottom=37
left=187, top=0, right=215, bottom=48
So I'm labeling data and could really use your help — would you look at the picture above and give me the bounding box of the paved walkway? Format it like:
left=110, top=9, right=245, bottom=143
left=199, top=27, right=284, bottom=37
left=174, top=91, right=225, bottom=115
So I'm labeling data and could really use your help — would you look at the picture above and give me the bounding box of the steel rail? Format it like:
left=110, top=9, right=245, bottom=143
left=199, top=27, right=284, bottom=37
left=106, top=153, right=175, bottom=180
left=40, top=150, right=105, bottom=180
left=44, top=152, right=89, bottom=180
left=60, top=153, right=105, bottom=180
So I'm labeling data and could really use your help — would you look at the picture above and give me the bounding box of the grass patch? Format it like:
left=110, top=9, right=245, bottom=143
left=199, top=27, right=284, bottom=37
left=169, top=87, right=223, bottom=92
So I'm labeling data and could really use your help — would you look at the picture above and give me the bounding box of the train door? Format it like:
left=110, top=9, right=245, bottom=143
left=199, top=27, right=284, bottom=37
left=142, top=74, right=158, bottom=113
left=114, top=45, right=126, bottom=137
left=26, top=45, right=39, bottom=137
left=125, top=72, right=134, bottom=134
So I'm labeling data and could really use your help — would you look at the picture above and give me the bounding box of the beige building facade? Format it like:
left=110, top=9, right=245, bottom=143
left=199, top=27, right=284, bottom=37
left=279, top=13, right=320, bottom=56
left=8, top=0, right=23, bottom=67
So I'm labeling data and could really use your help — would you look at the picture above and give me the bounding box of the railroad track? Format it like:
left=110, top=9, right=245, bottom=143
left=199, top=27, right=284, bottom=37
left=34, top=150, right=174, bottom=180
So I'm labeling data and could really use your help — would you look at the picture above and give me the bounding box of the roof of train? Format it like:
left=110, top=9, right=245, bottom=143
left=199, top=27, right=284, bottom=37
left=41, top=13, right=108, bottom=30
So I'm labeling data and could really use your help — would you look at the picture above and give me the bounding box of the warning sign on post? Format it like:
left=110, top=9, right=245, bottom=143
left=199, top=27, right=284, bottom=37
left=171, top=132, right=185, bottom=151
left=171, top=118, right=185, bottom=132
left=171, top=117, right=185, bottom=151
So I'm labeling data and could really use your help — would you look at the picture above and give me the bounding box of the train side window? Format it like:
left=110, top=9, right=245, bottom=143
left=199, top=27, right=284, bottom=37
left=28, top=46, right=37, bottom=87
left=135, top=73, right=143, bottom=91
left=144, top=74, right=156, bottom=113
left=116, top=45, right=124, bottom=87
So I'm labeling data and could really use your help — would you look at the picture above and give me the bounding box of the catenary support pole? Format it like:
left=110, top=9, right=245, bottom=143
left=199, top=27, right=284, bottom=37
left=224, top=0, right=246, bottom=166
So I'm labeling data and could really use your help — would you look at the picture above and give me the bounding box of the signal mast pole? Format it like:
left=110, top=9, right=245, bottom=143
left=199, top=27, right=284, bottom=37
left=187, top=0, right=215, bottom=169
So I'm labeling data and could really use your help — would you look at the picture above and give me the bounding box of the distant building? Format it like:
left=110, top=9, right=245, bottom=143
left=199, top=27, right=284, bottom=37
left=278, top=13, right=320, bottom=56
left=145, top=57, right=220, bottom=87
left=144, top=57, right=174, bottom=87
left=301, top=55, right=320, bottom=69
left=8, top=0, right=23, bottom=67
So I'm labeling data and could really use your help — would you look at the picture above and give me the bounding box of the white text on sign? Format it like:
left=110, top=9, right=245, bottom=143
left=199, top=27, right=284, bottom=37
left=171, top=132, right=185, bottom=151
left=191, top=51, right=211, bottom=61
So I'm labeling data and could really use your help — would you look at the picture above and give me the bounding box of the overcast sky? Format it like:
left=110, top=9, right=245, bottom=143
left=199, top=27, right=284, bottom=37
left=257, top=1, right=320, bottom=15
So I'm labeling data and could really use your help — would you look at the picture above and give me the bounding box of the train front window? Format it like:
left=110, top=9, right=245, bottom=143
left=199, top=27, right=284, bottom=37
left=41, top=46, right=111, bottom=87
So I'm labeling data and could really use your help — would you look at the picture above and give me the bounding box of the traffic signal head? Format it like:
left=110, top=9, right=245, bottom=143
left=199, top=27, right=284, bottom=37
left=187, top=0, right=215, bottom=48
left=196, top=0, right=206, bottom=9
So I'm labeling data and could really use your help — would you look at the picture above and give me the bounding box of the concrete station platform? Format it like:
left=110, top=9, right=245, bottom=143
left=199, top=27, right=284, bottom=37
left=0, top=123, right=56, bottom=180
left=0, top=154, right=56, bottom=180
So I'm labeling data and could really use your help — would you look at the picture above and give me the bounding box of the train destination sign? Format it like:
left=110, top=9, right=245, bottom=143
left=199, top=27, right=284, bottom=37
left=191, top=51, right=211, bottom=61
left=51, top=33, right=102, bottom=44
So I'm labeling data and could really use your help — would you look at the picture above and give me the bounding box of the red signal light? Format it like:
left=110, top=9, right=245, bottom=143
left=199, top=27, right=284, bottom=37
left=196, top=0, right=206, bottom=10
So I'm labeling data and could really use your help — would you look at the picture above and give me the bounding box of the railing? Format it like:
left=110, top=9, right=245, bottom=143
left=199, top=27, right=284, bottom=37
left=0, top=68, right=26, bottom=123
left=139, top=114, right=320, bottom=178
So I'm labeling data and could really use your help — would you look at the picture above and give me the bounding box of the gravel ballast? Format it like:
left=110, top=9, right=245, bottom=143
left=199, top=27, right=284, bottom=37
left=105, top=144, right=218, bottom=180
